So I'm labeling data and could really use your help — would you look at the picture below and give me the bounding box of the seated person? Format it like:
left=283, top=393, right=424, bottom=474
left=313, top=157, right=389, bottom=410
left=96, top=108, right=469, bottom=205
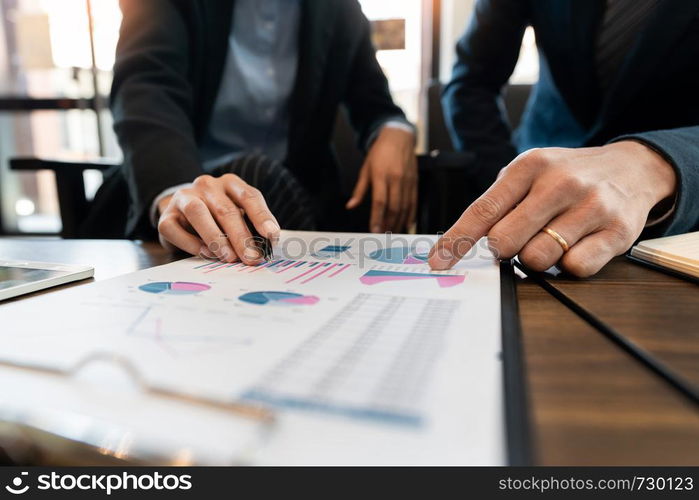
left=109, top=0, right=417, bottom=264
left=429, top=0, right=699, bottom=277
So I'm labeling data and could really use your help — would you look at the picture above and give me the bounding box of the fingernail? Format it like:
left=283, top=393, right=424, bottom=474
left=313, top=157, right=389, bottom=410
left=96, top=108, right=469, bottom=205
left=487, top=241, right=501, bottom=259
left=199, top=246, right=215, bottom=259
left=263, top=220, right=280, bottom=237
left=244, top=248, right=262, bottom=261
left=430, top=247, right=454, bottom=270
left=372, top=225, right=382, bottom=233
left=220, top=250, right=236, bottom=263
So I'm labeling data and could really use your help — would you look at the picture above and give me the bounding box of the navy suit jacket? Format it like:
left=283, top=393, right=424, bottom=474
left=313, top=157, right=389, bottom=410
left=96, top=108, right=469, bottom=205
left=444, top=0, right=699, bottom=237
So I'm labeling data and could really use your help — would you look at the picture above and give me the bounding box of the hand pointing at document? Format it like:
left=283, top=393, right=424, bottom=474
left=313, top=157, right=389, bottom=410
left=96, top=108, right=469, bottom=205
left=428, top=142, right=677, bottom=277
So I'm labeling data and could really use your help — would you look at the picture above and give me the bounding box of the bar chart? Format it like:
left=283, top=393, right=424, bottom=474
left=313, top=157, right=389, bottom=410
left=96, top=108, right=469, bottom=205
left=242, top=293, right=461, bottom=425
left=194, top=259, right=353, bottom=285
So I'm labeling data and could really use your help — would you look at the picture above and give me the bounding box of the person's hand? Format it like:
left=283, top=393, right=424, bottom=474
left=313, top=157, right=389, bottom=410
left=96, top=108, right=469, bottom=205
left=157, top=173, right=281, bottom=264
left=428, top=141, right=677, bottom=277
left=346, top=126, right=418, bottom=233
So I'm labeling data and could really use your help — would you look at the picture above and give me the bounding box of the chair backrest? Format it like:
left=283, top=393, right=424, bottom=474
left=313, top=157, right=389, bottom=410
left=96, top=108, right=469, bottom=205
left=9, top=158, right=116, bottom=238
left=503, top=84, right=532, bottom=131
left=426, top=81, right=533, bottom=152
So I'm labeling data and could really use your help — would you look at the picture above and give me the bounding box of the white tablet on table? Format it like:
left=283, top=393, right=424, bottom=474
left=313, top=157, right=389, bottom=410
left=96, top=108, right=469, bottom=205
left=0, top=260, right=94, bottom=302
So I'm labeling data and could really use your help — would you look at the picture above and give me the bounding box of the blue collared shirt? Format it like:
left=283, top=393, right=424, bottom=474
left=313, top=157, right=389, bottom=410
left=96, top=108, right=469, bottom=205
left=199, top=0, right=301, bottom=169
left=150, top=0, right=414, bottom=225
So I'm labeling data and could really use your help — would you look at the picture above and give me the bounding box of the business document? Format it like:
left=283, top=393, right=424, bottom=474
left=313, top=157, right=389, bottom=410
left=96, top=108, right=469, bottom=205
left=0, top=231, right=505, bottom=465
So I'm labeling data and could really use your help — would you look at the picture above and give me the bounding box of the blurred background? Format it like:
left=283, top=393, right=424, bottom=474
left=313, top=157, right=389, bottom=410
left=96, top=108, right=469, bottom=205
left=0, top=0, right=538, bottom=236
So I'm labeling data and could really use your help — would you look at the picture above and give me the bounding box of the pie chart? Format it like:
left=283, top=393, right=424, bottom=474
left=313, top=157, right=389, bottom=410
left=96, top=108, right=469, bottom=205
left=369, top=246, right=429, bottom=265
left=138, top=282, right=211, bottom=295
left=239, top=291, right=320, bottom=306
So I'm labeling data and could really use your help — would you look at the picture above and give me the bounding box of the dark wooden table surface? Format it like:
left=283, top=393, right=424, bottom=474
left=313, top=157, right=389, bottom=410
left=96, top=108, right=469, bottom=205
left=1, top=238, right=698, bottom=465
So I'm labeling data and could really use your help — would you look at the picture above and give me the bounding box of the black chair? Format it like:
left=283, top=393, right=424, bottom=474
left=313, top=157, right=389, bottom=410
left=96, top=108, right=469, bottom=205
left=9, top=157, right=118, bottom=238
left=414, top=82, right=533, bottom=232
left=9, top=152, right=475, bottom=237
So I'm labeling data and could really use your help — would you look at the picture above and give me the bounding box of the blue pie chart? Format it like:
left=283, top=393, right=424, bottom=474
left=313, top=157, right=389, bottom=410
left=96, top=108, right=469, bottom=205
left=239, top=291, right=319, bottom=306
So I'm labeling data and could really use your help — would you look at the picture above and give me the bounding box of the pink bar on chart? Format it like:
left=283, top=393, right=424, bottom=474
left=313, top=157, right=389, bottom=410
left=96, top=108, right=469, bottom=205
left=248, top=261, right=275, bottom=273
left=276, top=261, right=301, bottom=274
left=204, top=262, right=229, bottom=273
left=359, top=273, right=465, bottom=288
left=403, top=255, right=427, bottom=265
left=328, top=264, right=351, bottom=277
left=273, top=260, right=294, bottom=271
left=171, top=282, right=211, bottom=292
left=301, top=263, right=338, bottom=284
left=281, top=295, right=320, bottom=305
left=285, top=265, right=319, bottom=284
left=360, top=274, right=426, bottom=285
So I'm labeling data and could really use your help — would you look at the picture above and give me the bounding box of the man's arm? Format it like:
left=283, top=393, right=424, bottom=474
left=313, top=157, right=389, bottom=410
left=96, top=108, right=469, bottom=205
left=443, top=0, right=530, bottom=190
left=341, top=1, right=418, bottom=232
left=427, top=142, right=678, bottom=278
left=111, top=0, right=203, bottom=237
left=611, top=126, right=699, bottom=237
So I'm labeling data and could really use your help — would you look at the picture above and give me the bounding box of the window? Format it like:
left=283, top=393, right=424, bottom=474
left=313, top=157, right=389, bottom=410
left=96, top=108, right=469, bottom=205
left=510, top=26, right=539, bottom=85
left=440, top=0, right=539, bottom=85
left=358, top=0, right=426, bottom=147
left=0, top=0, right=121, bottom=234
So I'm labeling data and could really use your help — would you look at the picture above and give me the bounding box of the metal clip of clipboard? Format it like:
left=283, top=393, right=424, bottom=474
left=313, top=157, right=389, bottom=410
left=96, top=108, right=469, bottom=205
left=0, top=351, right=278, bottom=465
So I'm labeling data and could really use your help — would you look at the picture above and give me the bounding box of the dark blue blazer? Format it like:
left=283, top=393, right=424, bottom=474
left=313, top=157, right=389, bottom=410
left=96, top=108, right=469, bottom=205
left=444, top=0, right=699, bottom=236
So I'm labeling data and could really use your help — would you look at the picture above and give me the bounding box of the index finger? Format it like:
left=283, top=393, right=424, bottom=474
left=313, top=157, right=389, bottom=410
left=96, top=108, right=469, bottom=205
left=428, top=164, right=535, bottom=270
left=369, top=174, right=387, bottom=233
left=223, top=175, right=280, bottom=240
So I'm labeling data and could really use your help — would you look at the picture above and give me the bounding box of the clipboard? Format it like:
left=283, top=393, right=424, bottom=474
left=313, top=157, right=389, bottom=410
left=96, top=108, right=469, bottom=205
left=500, top=260, right=534, bottom=465
left=0, top=352, right=276, bottom=465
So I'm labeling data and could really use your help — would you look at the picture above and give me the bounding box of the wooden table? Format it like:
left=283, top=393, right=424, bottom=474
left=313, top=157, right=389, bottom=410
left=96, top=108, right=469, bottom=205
left=520, top=259, right=699, bottom=465
left=1, top=238, right=698, bottom=465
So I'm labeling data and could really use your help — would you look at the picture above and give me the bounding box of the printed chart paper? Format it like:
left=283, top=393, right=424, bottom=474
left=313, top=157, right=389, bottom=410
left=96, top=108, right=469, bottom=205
left=0, top=231, right=505, bottom=464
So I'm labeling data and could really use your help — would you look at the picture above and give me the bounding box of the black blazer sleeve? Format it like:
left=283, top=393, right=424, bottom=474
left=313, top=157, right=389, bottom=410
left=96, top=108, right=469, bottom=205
left=442, top=0, right=529, bottom=190
left=111, top=0, right=203, bottom=236
left=341, top=2, right=411, bottom=151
